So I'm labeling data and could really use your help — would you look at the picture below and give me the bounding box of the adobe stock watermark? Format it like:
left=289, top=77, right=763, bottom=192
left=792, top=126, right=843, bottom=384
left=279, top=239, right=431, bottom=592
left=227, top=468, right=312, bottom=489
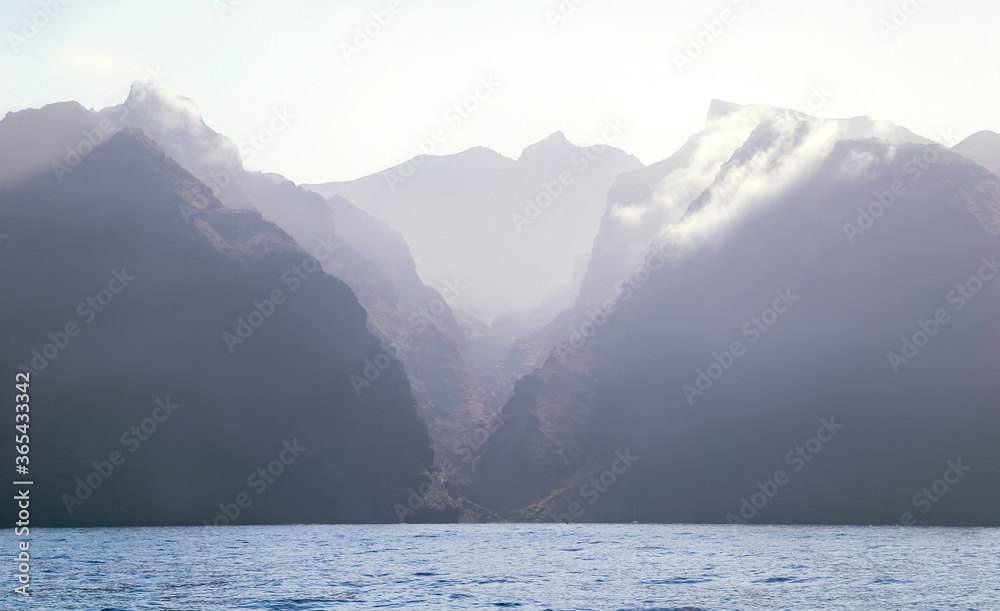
left=214, top=0, right=249, bottom=20
left=933, top=126, right=962, bottom=149
left=898, top=459, right=971, bottom=526
left=341, top=0, right=412, bottom=62
left=18, top=268, right=137, bottom=376
left=392, top=469, right=448, bottom=522
left=682, top=288, right=800, bottom=406
left=878, top=0, right=932, bottom=41
left=511, top=118, right=627, bottom=234
left=61, top=397, right=180, bottom=515
left=673, top=0, right=753, bottom=72
left=726, top=417, right=845, bottom=524
left=350, top=277, right=466, bottom=395
left=545, top=0, right=590, bottom=30
left=553, top=244, right=670, bottom=363
left=8, top=0, right=73, bottom=53
left=887, top=254, right=999, bottom=373
left=222, top=237, right=339, bottom=354
left=204, top=439, right=307, bottom=526
left=842, top=147, right=940, bottom=244
left=793, top=85, right=834, bottom=117
left=383, top=75, right=501, bottom=192
left=553, top=449, right=640, bottom=523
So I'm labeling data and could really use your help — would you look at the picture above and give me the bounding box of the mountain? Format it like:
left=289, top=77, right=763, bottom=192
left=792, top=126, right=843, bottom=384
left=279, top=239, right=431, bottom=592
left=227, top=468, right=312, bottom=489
left=469, top=105, right=1000, bottom=526
left=0, top=82, right=504, bottom=493
left=0, top=129, right=454, bottom=526
left=307, top=129, right=644, bottom=324
left=8, top=87, right=995, bottom=527
left=478, top=102, right=936, bottom=399
left=322, top=193, right=501, bottom=484
left=577, top=100, right=931, bottom=313
left=953, top=130, right=1000, bottom=176
left=110, top=84, right=503, bottom=484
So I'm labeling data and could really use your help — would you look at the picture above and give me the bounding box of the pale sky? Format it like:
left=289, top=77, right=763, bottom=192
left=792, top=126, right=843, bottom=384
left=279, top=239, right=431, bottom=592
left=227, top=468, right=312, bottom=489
left=3, top=0, right=998, bottom=184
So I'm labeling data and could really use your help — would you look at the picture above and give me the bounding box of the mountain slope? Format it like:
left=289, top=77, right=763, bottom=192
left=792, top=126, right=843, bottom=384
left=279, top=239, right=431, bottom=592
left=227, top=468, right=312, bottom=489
left=578, top=100, right=931, bottom=312
left=953, top=130, right=1000, bottom=176
left=0, top=83, right=503, bottom=493
left=470, top=109, right=1000, bottom=526
left=109, top=85, right=503, bottom=482
left=486, top=102, right=938, bottom=390
left=0, top=129, right=453, bottom=526
left=308, top=130, right=644, bottom=323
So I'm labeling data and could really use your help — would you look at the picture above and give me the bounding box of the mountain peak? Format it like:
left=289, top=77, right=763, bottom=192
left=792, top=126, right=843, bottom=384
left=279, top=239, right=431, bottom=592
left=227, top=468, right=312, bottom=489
left=110, top=83, right=244, bottom=180
left=707, top=99, right=746, bottom=121
left=518, top=131, right=574, bottom=161
left=126, top=79, right=160, bottom=102
left=122, top=81, right=207, bottom=128
left=92, top=126, right=166, bottom=163
left=125, top=81, right=190, bottom=116
left=707, top=98, right=814, bottom=122
left=542, top=130, right=569, bottom=143
left=956, top=130, right=1000, bottom=147
left=953, top=130, right=1000, bottom=175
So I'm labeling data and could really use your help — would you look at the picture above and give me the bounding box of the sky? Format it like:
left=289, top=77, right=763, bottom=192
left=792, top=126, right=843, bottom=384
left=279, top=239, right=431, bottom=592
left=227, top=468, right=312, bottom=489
left=2, top=0, right=998, bottom=184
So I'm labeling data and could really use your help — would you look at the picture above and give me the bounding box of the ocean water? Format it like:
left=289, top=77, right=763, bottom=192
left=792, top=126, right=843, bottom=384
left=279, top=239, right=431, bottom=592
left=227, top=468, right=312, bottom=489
left=2, top=524, right=997, bottom=610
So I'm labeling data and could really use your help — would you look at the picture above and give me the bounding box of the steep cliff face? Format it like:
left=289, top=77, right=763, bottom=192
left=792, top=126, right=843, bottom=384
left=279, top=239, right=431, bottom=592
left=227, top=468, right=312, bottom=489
left=0, top=129, right=453, bottom=526
left=482, top=104, right=936, bottom=403
left=578, top=102, right=930, bottom=322
left=471, top=108, right=1000, bottom=526
left=108, top=84, right=502, bottom=486
left=308, top=132, right=643, bottom=408
left=320, top=201, right=500, bottom=484
left=0, top=84, right=502, bottom=505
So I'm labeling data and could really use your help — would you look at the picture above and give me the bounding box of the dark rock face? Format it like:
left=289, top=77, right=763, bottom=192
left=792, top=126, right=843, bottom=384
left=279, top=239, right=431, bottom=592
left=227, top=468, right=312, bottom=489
left=103, top=85, right=503, bottom=491
left=0, top=84, right=501, bottom=518
left=471, top=111, right=1000, bottom=526
left=0, top=129, right=450, bottom=526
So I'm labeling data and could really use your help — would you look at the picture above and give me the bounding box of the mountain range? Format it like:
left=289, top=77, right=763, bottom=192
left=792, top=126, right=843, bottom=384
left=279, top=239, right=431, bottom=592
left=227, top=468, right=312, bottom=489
left=2, top=84, right=998, bottom=526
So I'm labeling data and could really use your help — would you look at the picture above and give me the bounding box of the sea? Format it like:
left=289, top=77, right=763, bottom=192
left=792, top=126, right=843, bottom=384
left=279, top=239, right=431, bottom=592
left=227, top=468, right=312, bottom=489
left=2, top=524, right=997, bottom=610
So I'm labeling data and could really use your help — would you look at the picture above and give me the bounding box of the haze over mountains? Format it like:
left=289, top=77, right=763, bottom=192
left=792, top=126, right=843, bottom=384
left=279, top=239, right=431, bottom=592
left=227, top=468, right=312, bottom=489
left=471, top=108, right=1000, bottom=525
left=0, top=83, right=505, bottom=497
left=0, top=128, right=449, bottom=525
left=307, top=127, right=643, bottom=323
left=1, top=83, right=998, bottom=526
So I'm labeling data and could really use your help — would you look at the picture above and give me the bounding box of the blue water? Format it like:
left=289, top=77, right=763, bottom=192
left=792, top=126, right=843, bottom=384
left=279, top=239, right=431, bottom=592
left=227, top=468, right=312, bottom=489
left=2, top=524, right=997, bottom=610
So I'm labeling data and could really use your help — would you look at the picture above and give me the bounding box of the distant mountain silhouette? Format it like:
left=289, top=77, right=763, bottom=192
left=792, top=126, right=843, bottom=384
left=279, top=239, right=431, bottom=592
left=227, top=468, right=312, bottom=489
left=953, top=130, right=1000, bottom=176
left=307, top=128, right=643, bottom=323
